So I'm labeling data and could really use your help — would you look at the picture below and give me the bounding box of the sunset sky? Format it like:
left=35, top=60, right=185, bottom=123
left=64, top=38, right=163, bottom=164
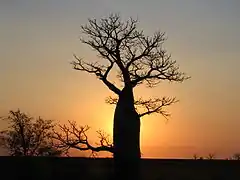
left=0, top=0, right=239, bottom=158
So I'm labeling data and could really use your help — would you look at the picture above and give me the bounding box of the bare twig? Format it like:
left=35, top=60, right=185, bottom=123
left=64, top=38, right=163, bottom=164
left=106, top=96, right=178, bottom=118
left=53, top=121, right=113, bottom=155
left=73, top=13, right=189, bottom=89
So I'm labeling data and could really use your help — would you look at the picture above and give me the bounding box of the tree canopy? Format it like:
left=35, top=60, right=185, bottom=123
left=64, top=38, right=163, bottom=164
left=0, top=110, right=62, bottom=156
left=55, top=14, right=189, bottom=156
left=72, top=13, right=189, bottom=118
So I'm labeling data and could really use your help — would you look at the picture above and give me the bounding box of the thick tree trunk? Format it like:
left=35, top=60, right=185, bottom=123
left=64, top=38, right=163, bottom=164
left=113, top=86, right=141, bottom=179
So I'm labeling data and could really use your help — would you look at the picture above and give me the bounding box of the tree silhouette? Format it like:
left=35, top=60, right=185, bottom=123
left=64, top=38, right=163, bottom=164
left=206, top=153, right=215, bottom=160
left=0, top=110, right=62, bottom=156
left=232, top=153, right=240, bottom=160
left=193, top=154, right=198, bottom=160
left=58, top=13, right=189, bottom=179
left=53, top=120, right=113, bottom=156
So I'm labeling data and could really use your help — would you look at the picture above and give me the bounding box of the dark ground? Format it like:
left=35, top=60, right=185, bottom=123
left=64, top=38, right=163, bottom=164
left=0, top=156, right=239, bottom=180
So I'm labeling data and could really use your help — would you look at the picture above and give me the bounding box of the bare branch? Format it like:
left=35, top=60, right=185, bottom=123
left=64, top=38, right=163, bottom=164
left=72, top=54, right=121, bottom=95
left=136, top=97, right=178, bottom=118
left=96, top=129, right=113, bottom=148
left=105, top=96, right=118, bottom=105
left=105, top=96, right=178, bottom=119
left=126, top=31, right=166, bottom=68
left=128, top=42, right=190, bottom=87
left=53, top=121, right=113, bottom=154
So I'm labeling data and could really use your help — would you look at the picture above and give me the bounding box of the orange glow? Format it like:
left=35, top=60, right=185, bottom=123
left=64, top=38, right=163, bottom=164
left=1, top=1, right=240, bottom=158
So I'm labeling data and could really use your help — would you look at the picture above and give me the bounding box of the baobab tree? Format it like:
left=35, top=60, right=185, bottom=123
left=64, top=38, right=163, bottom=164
left=56, top=13, right=189, bottom=179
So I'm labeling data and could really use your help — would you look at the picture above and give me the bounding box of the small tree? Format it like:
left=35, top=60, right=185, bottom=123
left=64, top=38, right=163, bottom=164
left=206, top=153, right=215, bottom=160
left=193, top=154, right=198, bottom=160
left=0, top=109, right=62, bottom=156
left=232, top=153, right=240, bottom=160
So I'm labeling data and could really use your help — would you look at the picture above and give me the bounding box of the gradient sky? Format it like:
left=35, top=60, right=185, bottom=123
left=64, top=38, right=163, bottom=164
left=0, top=0, right=239, bottom=158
